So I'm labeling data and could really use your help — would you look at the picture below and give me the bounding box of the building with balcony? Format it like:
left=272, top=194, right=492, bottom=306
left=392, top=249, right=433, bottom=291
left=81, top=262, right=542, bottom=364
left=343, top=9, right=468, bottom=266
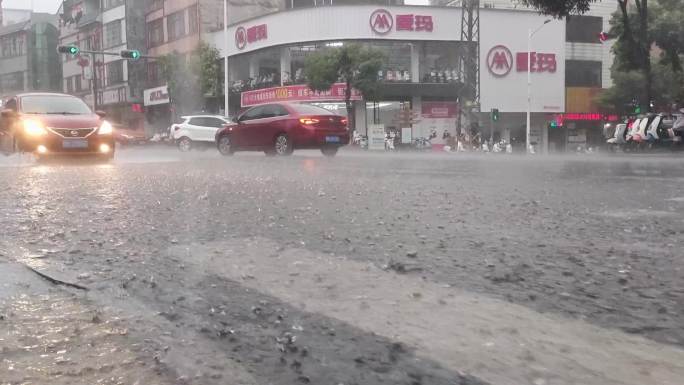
left=205, top=4, right=567, bottom=150
left=431, top=0, right=618, bottom=151
left=57, top=0, right=147, bottom=130
left=0, top=11, right=61, bottom=99
left=142, top=0, right=281, bottom=133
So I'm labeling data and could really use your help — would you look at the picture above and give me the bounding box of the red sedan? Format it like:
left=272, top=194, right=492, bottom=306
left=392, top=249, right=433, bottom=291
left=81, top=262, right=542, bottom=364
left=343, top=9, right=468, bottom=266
left=215, top=103, right=349, bottom=157
left=0, top=93, right=115, bottom=159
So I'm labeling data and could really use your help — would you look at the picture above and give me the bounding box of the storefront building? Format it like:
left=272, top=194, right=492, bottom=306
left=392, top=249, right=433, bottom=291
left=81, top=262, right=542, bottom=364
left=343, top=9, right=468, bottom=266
left=206, top=5, right=566, bottom=149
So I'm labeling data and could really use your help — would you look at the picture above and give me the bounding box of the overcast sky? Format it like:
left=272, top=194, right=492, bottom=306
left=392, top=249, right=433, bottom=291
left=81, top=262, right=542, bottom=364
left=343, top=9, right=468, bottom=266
left=2, top=0, right=428, bottom=14
left=3, top=0, right=61, bottom=13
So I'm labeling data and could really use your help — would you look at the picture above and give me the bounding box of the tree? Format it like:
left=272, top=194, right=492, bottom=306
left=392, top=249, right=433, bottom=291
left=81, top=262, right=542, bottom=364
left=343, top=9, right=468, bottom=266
left=521, top=0, right=655, bottom=111
left=158, top=43, right=223, bottom=116
left=601, top=0, right=684, bottom=112
left=304, top=44, right=385, bottom=130
left=189, top=42, right=223, bottom=98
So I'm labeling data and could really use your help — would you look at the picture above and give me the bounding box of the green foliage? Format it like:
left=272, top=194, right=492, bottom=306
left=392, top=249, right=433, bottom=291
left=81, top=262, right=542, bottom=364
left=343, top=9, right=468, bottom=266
left=190, top=42, right=223, bottom=97
left=597, top=62, right=684, bottom=113
left=158, top=42, right=223, bottom=114
left=304, top=43, right=385, bottom=129
left=651, top=0, right=684, bottom=71
left=519, top=0, right=598, bottom=17
left=304, top=43, right=385, bottom=102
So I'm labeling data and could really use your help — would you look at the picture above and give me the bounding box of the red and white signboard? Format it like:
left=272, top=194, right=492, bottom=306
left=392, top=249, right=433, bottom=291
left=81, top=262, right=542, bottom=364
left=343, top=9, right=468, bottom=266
left=235, top=24, right=267, bottom=50
left=480, top=12, right=565, bottom=113
left=209, top=6, right=461, bottom=56
left=418, top=102, right=458, bottom=144
left=369, top=9, right=434, bottom=34
left=421, top=102, right=458, bottom=118
left=241, top=83, right=362, bottom=107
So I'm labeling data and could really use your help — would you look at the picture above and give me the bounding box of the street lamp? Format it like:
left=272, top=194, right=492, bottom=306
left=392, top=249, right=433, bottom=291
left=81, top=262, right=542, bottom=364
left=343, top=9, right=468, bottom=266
left=526, top=19, right=551, bottom=154
left=224, top=0, right=230, bottom=118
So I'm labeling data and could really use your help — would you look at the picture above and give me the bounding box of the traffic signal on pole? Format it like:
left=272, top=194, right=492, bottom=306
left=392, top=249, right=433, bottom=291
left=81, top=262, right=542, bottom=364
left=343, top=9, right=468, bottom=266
left=121, top=50, right=141, bottom=60
left=491, top=108, right=499, bottom=122
left=57, top=45, right=80, bottom=56
left=634, top=105, right=642, bottom=114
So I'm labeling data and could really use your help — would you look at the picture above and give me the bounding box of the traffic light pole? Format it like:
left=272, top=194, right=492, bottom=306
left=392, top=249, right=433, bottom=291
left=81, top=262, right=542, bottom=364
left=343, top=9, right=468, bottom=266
left=91, top=52, right=98, bottom=110
left=490, top=113, right=494, bottom=148
left=58, top=46, right=157, bottom=110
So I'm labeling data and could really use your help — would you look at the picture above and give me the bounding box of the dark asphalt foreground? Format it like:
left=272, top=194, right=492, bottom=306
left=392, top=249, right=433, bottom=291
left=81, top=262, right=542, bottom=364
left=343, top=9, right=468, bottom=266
left=1, top=148, right=684, bottom=385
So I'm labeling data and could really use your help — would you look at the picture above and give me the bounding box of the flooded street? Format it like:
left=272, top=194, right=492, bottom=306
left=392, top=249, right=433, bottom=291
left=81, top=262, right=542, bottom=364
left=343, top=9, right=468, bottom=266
left=1, top=148, right=684, bottom=385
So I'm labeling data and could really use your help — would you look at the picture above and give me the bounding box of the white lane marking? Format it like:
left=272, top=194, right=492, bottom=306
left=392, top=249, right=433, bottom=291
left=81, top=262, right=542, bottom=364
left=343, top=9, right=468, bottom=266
left=172, top=238, right=684, bottom=385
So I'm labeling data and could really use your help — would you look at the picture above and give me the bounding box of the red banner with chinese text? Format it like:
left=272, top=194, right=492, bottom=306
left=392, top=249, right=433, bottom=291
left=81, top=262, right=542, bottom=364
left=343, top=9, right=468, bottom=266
left=241, top=83, right=362, bottom=107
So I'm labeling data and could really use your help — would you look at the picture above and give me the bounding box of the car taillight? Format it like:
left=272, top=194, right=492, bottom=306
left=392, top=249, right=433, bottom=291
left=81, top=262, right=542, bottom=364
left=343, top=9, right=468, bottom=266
left=173, top=125, right=180, bottom=131
left=341, top=118, right=348, bottom=126
left=299, top=118, right=320, bottom=125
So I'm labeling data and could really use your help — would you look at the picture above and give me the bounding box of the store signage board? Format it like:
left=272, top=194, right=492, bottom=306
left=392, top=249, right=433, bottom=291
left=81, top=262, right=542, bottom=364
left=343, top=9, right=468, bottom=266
left=241, top=83, right=361, bottom=107
left=368, top=124, right=386, bottom=151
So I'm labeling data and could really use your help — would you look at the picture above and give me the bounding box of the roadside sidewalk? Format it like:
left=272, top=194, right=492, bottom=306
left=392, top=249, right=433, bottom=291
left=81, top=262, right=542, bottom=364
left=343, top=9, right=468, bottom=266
left=0, top=259, right=174, bottom=385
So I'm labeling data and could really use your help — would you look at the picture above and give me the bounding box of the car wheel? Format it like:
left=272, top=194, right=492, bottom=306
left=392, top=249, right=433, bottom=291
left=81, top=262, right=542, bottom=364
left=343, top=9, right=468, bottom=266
left=274, top=134, right=293, bottom=156
left=217, top=135, right=234, bottom=156
left=178, top=137, right=192, bottom=152
left=321, top=146, right=338, bottom=157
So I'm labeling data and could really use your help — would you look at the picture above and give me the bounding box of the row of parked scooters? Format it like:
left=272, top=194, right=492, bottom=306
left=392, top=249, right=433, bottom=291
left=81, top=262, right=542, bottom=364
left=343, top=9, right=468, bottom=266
left=607, top=112, right=684, bottom=151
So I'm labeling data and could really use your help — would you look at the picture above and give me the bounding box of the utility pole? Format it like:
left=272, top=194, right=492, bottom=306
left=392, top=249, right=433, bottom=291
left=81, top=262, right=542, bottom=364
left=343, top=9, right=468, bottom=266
left=224, top=0, right=230, bottom=118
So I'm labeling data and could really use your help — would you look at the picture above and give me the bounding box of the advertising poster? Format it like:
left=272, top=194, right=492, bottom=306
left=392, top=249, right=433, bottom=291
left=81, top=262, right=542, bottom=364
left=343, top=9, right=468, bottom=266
left=419, top=102, right=458, bottom=144
left=368, top=124, right=386, bottom=150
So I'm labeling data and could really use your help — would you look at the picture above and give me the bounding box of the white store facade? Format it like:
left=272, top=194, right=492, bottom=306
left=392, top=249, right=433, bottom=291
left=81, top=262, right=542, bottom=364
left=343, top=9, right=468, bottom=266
left=206, top=5, right=566, bottom=150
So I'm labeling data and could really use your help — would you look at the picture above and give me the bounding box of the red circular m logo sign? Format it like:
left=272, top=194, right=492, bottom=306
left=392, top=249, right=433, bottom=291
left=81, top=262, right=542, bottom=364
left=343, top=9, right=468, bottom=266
left=370, top=9, right=393, bottom=35
left=235, top=27, right=247, bottom=50
left=487, top=45, right=513, bottom=77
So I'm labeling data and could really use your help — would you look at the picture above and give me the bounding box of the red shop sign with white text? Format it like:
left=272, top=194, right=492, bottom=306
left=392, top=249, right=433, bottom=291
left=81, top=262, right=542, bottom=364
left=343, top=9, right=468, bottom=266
left=370, top=9, right=434, bottom=34
left=241, top=83, right=362, bottom=107
left=421, top=102, right=458, bottom=118
left=235, top=24, right=267, bottom=50
left=487, top=45, right=557, bottom=76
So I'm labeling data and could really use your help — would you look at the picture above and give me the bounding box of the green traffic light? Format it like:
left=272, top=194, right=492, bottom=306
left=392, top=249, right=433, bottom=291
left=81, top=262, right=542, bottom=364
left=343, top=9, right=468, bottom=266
left=57, top=45, right=80, bottom=56
left=121, top=50, right=141, bottom=60
left=491, top=108, right=500, bottom=122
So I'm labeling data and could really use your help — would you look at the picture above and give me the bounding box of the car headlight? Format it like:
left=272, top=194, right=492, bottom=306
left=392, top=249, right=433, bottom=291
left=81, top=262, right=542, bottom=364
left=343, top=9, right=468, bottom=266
left=23, top=119, right=48, bottom=136
left=99, top=120, right=113, bottom=135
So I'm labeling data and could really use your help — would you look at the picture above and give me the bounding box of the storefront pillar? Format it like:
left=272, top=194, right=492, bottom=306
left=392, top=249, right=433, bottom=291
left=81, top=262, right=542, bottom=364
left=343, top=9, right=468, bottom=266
left=410, top=42, right=420, bottom=84
left=354, top=100, right=367, bottom=135
left=280, top=47, right=292, bottom=85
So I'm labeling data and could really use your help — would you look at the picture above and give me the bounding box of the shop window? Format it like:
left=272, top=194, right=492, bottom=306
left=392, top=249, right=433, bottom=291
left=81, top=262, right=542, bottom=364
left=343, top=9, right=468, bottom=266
left=147, top=61, right=160, bottom=85
left=147, top=18, right=164, bottom=47
left=566, top=60, right=602, bottom=87
left=66, top=77, right=74, bottom=94
left=103, top=0, right=124, bottom=10
left=419, top=41, right=462, bottom=83
left=1, top=33, right=25, bottom=58
left=566, top=16, right=602, bottom=43
left=106, top=60, right=124, bottom=86
left=0, top=72, right=25, bottom=93
left=74, top=75, right=83, bottom=92
left=167, top=10, right=186, bottom=41
left=104, top=19, right=123, bottom=49
left=188, top=5, right=199, bottom=35
left=147, top=0, right=164, bottom=12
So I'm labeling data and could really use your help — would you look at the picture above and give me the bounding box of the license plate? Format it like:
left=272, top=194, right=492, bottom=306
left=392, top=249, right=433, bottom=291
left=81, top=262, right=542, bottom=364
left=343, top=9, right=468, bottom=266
left=62, top=139, right=88, bottom=149
left=325, top=136, right=340, bottom=143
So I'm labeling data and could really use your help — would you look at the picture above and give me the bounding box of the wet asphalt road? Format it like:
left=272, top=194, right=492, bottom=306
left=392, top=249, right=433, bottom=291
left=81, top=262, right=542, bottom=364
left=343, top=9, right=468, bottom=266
left=1, top=147, right=684, bottom=385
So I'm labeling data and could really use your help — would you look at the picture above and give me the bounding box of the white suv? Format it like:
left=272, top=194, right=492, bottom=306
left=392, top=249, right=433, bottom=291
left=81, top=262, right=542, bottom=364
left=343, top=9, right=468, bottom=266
left=172, top=115, right=231, bottom=151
